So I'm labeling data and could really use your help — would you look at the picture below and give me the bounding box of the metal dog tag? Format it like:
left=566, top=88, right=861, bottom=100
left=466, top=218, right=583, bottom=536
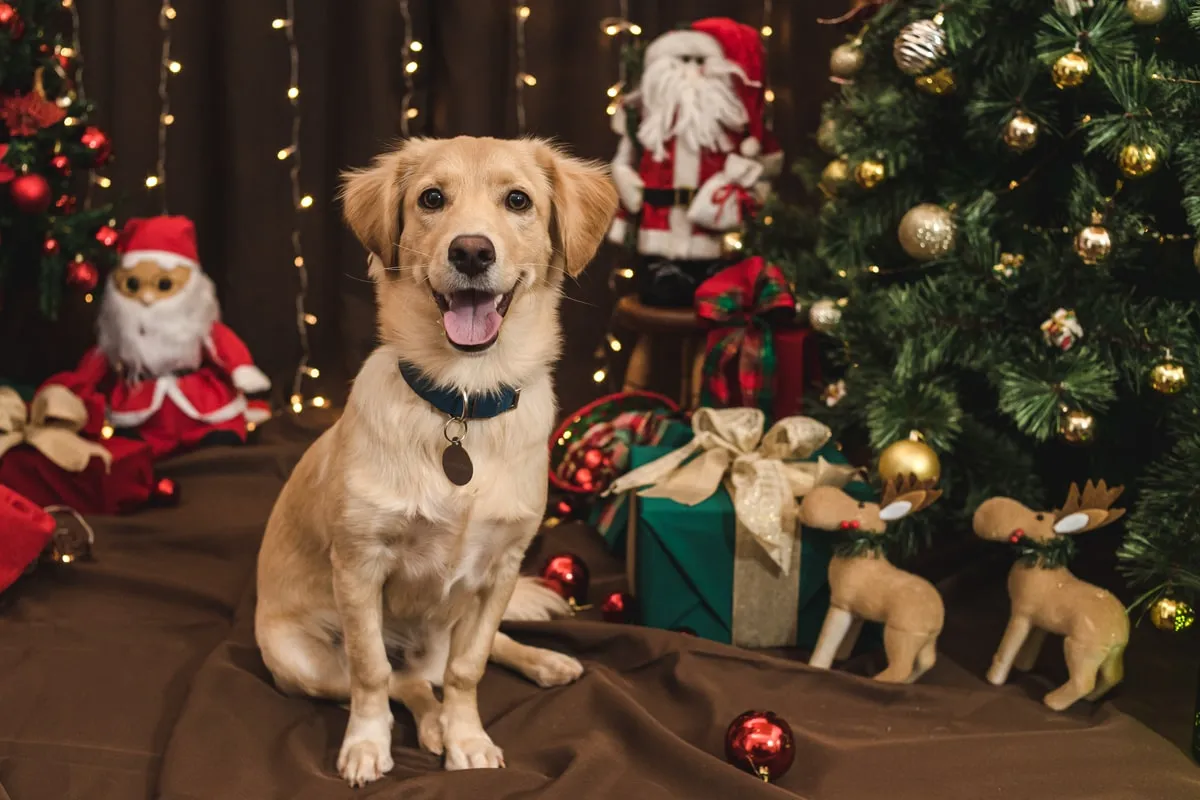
left=442, top=442, right=474, bottom=486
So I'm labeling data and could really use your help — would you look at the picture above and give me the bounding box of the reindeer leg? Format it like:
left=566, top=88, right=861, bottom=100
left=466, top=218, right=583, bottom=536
left=1044, top=637, right=1106, bottom=711
left=835, top=617, right=865, bottom=662
left=987, top=614, right=1032, bottom=686
left=1012, top=627, right=1048, bottom=673
left=1084, top=646, right=1124, bottom=702
left=809, top=606, right=854, bottom=670
left=907, top=635, right=938, bottom=683
left=874, top=627, right=924, bottom=683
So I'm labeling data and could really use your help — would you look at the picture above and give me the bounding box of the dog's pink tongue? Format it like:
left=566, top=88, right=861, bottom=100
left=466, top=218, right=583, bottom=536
left=443, top=291, right=502, bottom=346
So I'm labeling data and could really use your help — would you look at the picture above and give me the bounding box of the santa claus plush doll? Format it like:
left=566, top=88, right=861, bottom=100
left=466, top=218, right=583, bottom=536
left=46, top=216, right=271, bottom=458
left=609, top=17, right=783, bottom=307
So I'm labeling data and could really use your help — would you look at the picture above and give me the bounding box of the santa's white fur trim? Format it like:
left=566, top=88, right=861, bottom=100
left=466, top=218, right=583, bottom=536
left=645, top=29, right=722, bottom=64
left=739, top=137, right=762, bottom=158
left=121, top=249, right=199, bottom=270
left=231, top=364, right=271, bottom=394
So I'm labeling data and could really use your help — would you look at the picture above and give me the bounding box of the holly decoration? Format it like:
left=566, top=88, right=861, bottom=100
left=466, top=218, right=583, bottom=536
left=1, top=93, right=65, bottom=136
left=11, top=173, right=51, bottom=213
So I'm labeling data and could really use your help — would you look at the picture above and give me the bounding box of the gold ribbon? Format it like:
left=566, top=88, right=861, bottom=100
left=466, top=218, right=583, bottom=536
left=606, top=407, right=858, bottom=575
left=0, top=386, right=112, bottom=473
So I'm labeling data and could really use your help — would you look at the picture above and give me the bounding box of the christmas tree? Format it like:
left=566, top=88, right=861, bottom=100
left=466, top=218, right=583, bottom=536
left=810, top=0, right=1200, bottom=616
left=0, top=0, right=116, bottom=318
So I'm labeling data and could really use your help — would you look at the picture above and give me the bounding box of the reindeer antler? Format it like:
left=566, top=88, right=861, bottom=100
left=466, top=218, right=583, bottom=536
left=881, top=474, right=942, bottom=514
left=1054, top=479, right=1126, bottom=531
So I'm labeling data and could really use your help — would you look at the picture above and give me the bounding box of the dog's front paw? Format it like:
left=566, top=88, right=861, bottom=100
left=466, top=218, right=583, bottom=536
left=338, top=715, right=394, bottom=787
left=444, top=728, right=505, bottom=770
left=527, top=650, right=584, bottom=688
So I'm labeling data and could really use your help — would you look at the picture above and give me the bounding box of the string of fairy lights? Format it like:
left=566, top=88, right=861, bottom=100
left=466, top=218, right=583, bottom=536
left=514, top=4, right=535, bottom=134
left=145, top=0, right=178, bottom=208
left=398, top=0, right=422, bottom=135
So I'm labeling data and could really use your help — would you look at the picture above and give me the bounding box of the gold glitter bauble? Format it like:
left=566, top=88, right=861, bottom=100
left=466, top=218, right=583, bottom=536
left=898, top=203, right=956, bottom=261
left=893, top=17, right=946, bottom=76
left=1150, top=360, right=1187, bottom=394
left=1058, top=409, right=1095, bottom=445
left=817, top=119, right=838, bottom=154
left=809, top=298, right=842, bottom=333
left=854, top=159, right=886, bottom=189
left=1118, top=142, right=1159, bottom=178
left=830, top=42, right=865, bottom=78
left=1052, top=51, right=1091, bottom=89
left=1074, top=215, right=1112, bottom=265
left=1127, top=0, right=1168, bottom=24
left=878, top=436, right=941, bottom=483
left=915, top=67, right=956, bottom=95
left=1003, top=114, right=1040, bottom=153
left=1150, top=596, right=1195, bottom=632
left=820, top=158, right=851, bottom=195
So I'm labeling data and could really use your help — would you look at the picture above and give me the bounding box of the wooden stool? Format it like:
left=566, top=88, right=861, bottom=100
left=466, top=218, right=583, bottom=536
left=613, top=295, right=707, bottom=409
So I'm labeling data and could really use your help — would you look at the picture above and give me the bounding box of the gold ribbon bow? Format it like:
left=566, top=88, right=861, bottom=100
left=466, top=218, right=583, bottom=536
left=0, top=386, right=112, bottom=473
left=606, top=407, right=858, bottom=575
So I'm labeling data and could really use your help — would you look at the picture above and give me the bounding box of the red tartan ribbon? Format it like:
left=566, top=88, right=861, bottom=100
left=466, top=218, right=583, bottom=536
left=694, top=256, right=795, bottom=414
left=711, top=183, right=759, bottom=224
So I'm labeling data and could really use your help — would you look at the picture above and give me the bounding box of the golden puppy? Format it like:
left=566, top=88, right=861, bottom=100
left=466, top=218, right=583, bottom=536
left=255, top=137, right=617, bottom=785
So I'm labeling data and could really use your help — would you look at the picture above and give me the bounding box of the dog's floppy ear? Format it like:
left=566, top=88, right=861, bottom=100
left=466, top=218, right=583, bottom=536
left=536, top=142, right=619, bottom=277
left=340, top=139, right=434, bottom=277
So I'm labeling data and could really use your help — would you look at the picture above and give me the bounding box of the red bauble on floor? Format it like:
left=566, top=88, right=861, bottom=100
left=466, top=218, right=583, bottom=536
left=724, top=710, right=795, bottom=783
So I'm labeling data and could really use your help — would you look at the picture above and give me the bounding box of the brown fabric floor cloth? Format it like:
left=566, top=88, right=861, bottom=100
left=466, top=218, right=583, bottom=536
left=1, top=420, right=1197, bottom=800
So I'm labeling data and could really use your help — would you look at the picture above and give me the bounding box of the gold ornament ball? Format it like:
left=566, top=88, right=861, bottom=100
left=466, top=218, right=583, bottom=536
left=1052, top=51, right=1091, bottom=89
left=817, top=119, right=839, bottom=154
left=893, top=18, right=947, bottom=76
left=1074, top=221, right=1112, bottom=265
left=830, top=43, right=865, bottom=78
left=878, top=438, right=941, bottom=483
left=1149, top=596, right=1195, bottom=632
left=809, top=298, right=842, bottom=333
left=1194, top=240, right=1200, bottom=269
left=1127, top=0, right=1169, bottom=24
left=854, top=159, right=886, bottom=189
left=898, top=203, right=956, bottom=261
left=1003, top=114, right=1040, bottom=153
left=1118, top=143, right=1159, bottom=178
left=1058, top=409, right=1095, bottom=445
left=1150, top=360, right=1187, bottom=394
left=820, top=158, right=851, bottom=195
left=915, top=67, right=956, bottom=96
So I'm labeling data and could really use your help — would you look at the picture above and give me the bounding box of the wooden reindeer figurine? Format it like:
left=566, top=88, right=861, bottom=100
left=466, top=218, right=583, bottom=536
left=972, top=480, right=1128, bottom=711
left=799, top=476, right=944, bottom=683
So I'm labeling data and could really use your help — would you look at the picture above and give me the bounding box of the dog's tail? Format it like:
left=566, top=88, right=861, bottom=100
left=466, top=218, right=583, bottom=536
left=503, top=576, right=571, bottom=622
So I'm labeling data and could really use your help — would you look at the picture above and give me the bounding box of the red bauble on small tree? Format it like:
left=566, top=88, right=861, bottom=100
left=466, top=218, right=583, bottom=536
left=11, top=173, right=50, bottom=213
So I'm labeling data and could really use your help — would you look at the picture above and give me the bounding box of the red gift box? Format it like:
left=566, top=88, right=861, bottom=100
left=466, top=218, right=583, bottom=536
left=0, top=436, right=154, bottom=515
left=0, top=485, right=57, bottom=592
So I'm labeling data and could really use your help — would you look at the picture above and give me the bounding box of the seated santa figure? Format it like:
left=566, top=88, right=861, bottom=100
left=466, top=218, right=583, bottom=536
left=47, top=215, right=270, bottom=458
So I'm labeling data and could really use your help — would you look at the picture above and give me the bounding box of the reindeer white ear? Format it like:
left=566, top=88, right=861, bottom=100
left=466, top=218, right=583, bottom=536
left=879, top=500, right=913, bottom=522
left=1053, top=512, right=1090, bottom=534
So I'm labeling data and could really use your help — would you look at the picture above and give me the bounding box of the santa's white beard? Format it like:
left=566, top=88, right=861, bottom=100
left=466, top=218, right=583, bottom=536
left=97, top=271, right=220, bottom=382
left=637, top=55, right=750, bottom=162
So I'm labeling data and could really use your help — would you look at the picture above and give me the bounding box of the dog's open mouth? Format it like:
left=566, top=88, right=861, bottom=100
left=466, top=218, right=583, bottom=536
left=433, top=288, right=515, bottom=351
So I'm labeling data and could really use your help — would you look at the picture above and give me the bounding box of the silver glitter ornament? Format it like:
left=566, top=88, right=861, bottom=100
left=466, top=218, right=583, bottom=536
left=809, top=299, right=842, bottom=333
left=893, top=16, right=946, bottom=76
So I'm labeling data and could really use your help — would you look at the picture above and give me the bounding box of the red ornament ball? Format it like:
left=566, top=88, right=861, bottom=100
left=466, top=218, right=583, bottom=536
left=50, top=154, right=71, bottom=177
left=95, top=225, right=119, bottom=248
left=540, top=553, right=590, bottom=606
left=150, top=476, right=181, bottom=507
left=583, top=448, right=604, bottom=469
left=725, top=710, right=796, bottom=783
left=80, top=126, right=111, bottom=166
left=55, top=194, right=76, bottom=214
left=601, top=590, right=635, bottom=624
left=42, top=237, right=59, bottom=255
left=10, top=173, right=51, bottom=213
left=66, top=260, right=98, bottom=291
left=573, top=467, right=594, bottom=487
left=0, top=3, right=24, bottom=39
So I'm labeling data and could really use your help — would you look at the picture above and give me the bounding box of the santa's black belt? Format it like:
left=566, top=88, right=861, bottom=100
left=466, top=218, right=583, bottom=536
left=642, top=187, right=696, bottom=208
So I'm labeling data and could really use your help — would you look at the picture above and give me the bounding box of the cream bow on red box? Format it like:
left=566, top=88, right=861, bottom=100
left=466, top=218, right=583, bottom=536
left=0, top=386, right=112, bottom=473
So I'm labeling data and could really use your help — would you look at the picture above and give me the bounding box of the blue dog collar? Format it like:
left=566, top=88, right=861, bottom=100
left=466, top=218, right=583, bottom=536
left=398, top=361, right=521, bottom=420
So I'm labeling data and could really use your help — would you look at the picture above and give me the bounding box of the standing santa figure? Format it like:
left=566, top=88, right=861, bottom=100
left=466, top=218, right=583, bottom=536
left=609, top=17, right=782, bottom=307
left=46, top=216, right=271, bottom=458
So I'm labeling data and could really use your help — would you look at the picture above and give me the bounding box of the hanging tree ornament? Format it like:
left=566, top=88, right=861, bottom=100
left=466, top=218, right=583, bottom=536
left=830, top=40, right=865, bottom=79
left=1074, top=212, right=1112, bottom=265
left=809, top=298, right=842, bottom=333
left=1003, top=114, right=1040, bottom=153
left=854, top=159, right=886, bottom=189
left=0, top=2, right=23, bottom=39
left=10, top=173, right=51, bottom=213
left=820, top=158, right=851, bottom=196
left=1150, top=596, right=1195, bottom=632
left=915, top=67, right=956, bottom=95
left=1052, top=50, right=1091, bottom=89
left=878, top=431, right=941, bottom=483
left=540, top=553, right=590, bottom=608
left=1150, top=352, right=1187, bottom=394
left=1058, top=407, right=1095, bottom=445
left=725, top=710, right=796, bottom=783
left=898, top=203, right=956, bottom=260
left=66, top=260, right=99, bottom=291
left=893, top=13, right=946, bottom=76
left=1041, top=307, right=1083, bottom=351
left=992, top=252, right=1025, bottom=281
left=80, top=126, right=112, bottom=167
left=1118, top=143, right=1159, bottom=178
left=817, top=118, right=839, bottom=154
left=1126, top=0, right=1169, bottom=24
left=1193, top=240, right=1200, bottom=270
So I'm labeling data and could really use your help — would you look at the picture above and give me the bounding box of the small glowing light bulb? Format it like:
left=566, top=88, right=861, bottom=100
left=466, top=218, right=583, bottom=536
left=291, top=402, right=303, bottom=414
left=304, top=313, right=318, bottom=325
left=563, top=430, right=573, bottom=440
left=145, top=175, right=160, bottom=188
left=101, top=424, right=114, bottom=439
left=606, top=104, right=617, bottom=116
left=311, top=396, right=327, bottom=408
left=63, top=117, right=78, bottom=126
left=59, top=46, right=75, bottom=58
left=629, top=23, right=642, bottom=35
left=96, top=176, right=111, bottom=188
left=277, top=146, right=294, bottom=160
left=605, top=24, right=619, bottom=35
left=619, top=268, right=634, bottom=279
left=271, top=18, right=286, bottom=29
left=761, top=25, right=773, bottom=37
left=405, top=61, right=418, bottom=74
left=592, top=369, right=607, bottom=383
left=246, top=421, right=257, bottom=432
left=162, top=113, right=175, bottom=125
left=299, top=195, right=314, bottom=209
left=294, top=256, right=305, bottom=267
left=308, top=367, right=321, bottom=378
left=410, top=40, right=423, bottom=52
left=608, top=336, right=622, bottom=353
left=84, top=293, right=94, bottom=304
left=521, top=73, right=537, bottom=86
left=764, top=88, right=776, bottom=103
left=606, top=84, right=620, bottom=98
left=405, top=108, right=419, bottom=119
left=516, top=5, right=531, bottom=19
left=168, top=60, right=182, bottom=74
left=163, top=5, right=176, bottom=19
left=287, top=86, right=300, bottom=99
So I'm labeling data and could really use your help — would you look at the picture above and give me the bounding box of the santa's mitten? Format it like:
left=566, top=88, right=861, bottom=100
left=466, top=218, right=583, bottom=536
left=231, top=364, right=271, bottom=395
left=0, top=485, right=56, bottom=592
left=245, top=399, right=271, bottom=425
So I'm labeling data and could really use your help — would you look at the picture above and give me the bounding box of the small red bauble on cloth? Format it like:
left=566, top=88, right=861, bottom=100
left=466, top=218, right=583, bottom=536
left=540, top=553, right=590, bottom=607
left=150, top=476, right=181, bottom=507
left=10, top=173, right=51, bottom=213
left=43, top=237, right=59, bottom=255
left=50, top=154, right=71, bottom=177
left=80, top=126, right=111, bottom=166
left=95, top=225, right=119, bottom=248
left=725, top=710, right=796, bottom=783
left=601, top=590, right=635, bottom=623
left=66, top=260, right=98, bottom=291
left=0, top=3, right=24, bottom=39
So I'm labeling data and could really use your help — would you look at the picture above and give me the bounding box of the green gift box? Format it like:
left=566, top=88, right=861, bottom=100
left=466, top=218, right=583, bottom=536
left=600, top=417, right=875, bottom=650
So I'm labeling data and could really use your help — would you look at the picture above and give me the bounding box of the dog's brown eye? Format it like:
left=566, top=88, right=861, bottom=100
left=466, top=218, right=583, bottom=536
left=505, top=190, right=531, bottom=212
left=125, top=276, right=139, bottom=292
left=418, top=188, right=445, bottom=210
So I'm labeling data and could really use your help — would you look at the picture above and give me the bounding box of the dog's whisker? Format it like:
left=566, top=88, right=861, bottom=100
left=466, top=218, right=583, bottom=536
left=395, top=242, right=434, bottom=260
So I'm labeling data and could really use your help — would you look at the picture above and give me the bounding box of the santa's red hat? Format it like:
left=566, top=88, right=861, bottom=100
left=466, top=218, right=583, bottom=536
left=118, top=215, right=200, bottom=271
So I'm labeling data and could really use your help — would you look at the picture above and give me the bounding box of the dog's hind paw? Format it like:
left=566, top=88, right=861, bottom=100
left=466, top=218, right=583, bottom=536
left=417, top=711, right=445, bottom=756
left=526, top=650, right=584, bottom=688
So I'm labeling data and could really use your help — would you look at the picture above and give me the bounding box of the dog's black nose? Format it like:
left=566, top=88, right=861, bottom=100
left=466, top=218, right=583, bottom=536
left=448, top=235, right=496, bottom=277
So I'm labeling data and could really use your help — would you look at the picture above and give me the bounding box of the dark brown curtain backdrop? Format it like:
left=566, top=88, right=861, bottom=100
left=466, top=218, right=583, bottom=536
left=3, top=0, right=847, bottom=413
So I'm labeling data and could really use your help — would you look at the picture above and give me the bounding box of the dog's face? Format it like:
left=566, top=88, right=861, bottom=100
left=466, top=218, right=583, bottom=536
left=341, top=137, right=617, bottom=381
